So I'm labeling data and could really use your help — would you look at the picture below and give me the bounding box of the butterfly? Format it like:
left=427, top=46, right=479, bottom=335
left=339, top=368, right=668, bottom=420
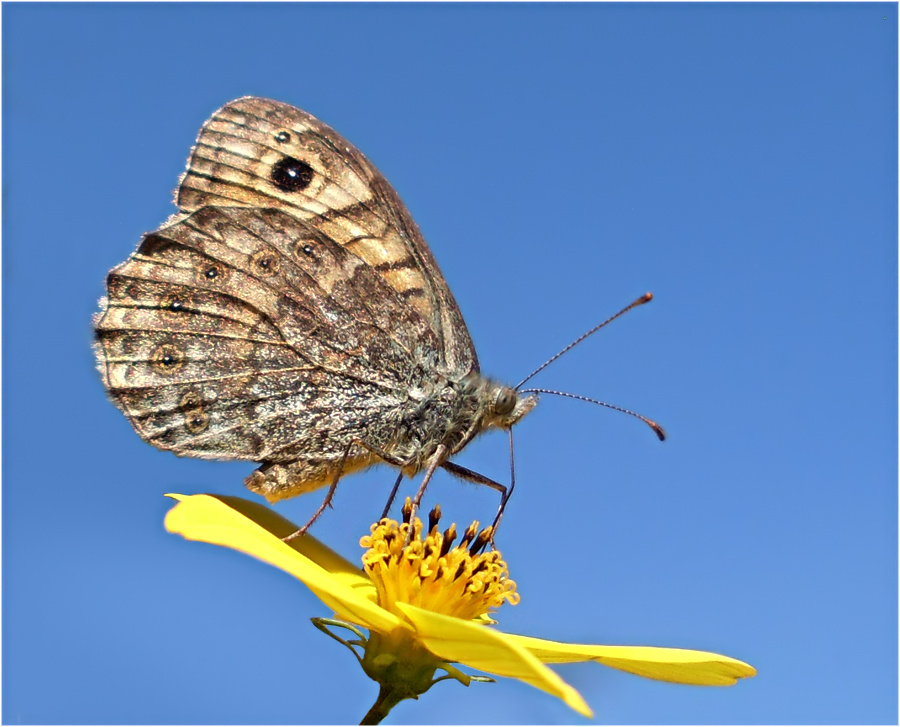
left=94, top=96, right=545, bottom=535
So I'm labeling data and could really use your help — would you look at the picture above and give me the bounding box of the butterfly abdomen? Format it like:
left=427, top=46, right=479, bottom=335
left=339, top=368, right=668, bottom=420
left=245, top=451, right=381, bottom=503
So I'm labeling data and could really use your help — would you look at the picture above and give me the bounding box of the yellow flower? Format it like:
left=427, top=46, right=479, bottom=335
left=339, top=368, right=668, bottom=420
left=164, top=494, right=755, bottom=721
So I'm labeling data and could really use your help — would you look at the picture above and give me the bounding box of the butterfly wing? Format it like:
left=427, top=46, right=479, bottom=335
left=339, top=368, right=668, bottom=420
left=95, top=206, right=441, bottom=499
left=176, top=96, right=478, bottom=376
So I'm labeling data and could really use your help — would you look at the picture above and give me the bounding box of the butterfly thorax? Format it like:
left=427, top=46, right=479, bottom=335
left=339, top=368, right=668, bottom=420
left=388, top=374, right=538, bottom=474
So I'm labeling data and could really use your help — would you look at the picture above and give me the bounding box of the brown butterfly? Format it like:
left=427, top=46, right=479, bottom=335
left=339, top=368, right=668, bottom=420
left=94, top=96, right=551, bottom=536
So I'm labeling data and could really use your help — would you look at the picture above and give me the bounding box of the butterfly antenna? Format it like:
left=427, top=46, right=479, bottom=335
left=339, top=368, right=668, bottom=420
left=518, top=388, right=667, bottom=441
left=515, top=292, right=654, bottom=390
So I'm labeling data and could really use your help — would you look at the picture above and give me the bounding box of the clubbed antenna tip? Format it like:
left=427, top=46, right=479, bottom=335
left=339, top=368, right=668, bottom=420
left=516, top=292, right=655, bottom=390
left=519, top=388, right=666, bottom=442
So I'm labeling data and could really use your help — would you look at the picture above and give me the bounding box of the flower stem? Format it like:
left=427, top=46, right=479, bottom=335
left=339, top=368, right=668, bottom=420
left=360, top=684, right=406, bottom=725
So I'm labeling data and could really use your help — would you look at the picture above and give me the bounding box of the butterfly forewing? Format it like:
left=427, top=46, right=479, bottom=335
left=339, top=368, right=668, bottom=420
left=176, top=96, right=477, bottom=375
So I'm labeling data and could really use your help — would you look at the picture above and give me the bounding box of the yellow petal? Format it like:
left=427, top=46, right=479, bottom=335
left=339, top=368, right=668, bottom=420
left=395, top=602, right=593, bottom=718
left=164, top=494, right=403, bottom=635
left=506, top=633, right=756, bottom=686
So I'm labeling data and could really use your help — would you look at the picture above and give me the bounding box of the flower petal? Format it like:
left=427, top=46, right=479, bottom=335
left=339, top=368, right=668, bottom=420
left=171, top=494, right=371, bottom=589
left=164, top=494, right=403, bottom=634
left=506, top=633, right=756, bottom=686
left=395, top=602, right=592, bottom=718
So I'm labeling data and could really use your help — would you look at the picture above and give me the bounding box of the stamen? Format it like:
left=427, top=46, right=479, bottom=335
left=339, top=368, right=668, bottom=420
left=453, top=560, right=468, bottom=581
left=360, top=499, right=520, bottom=621
left=440, top=524, right=457, bottom=557
left=460, top=522, right=479, bottom=549
left=469, top=527, right=493, bottom=556
left=428, top=505, right=441, bottom=534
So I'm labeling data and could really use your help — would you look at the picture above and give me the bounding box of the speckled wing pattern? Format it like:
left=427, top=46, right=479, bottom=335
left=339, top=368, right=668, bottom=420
left=176, top=96, right=477, bottom=375
left=94, top=97, right=479, bottom=500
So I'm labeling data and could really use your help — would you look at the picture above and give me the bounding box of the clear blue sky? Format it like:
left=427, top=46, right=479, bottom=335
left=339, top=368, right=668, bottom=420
left=3, top=3, right=896, bottom=724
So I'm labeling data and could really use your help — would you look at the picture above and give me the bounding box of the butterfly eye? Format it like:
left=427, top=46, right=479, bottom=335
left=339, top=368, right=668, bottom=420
left=271, top=156, right=314, bottom=192
left=493, top=387, right=517, bottom=416
left=274, top=130, right=291, bottom=144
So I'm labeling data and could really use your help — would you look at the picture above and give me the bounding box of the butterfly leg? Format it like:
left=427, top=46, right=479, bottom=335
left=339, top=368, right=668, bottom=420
left=336, top=439, right=412, bottom=520
left=281, top=440, right=414, bottom=541
left=441, top=430, right=517, bottom=546
left=381, top=471, right=405, bottom=520
left=489, top=429, right=518, bottom=545
left=442, top=461, right=509, bottom=546
left=441, top=461, right=507, bottom=495
left=407, top=444, right=450, bottom=530
left=282, top=440, right=362, bottom=542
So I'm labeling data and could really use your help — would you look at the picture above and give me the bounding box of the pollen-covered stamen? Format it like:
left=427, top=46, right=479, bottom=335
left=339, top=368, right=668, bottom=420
left=440, top=524, right=457, bottom=557
left=469, top=527, right=493, bottom=556
left=428, top=505, right=441, bottom=533
left=360, top=498, right=520, bottom=621
left=401, top=499, right=414, bottom=524
left=459, top=522, right=479, bottom=549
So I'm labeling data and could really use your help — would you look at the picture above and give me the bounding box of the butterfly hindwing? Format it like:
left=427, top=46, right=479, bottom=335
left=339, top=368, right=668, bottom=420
left=95, top=207, right=435, bottom=479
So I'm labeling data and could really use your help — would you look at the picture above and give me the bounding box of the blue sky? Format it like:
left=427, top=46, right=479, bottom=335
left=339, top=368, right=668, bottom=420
left=3, top=3, right=896, bottom=724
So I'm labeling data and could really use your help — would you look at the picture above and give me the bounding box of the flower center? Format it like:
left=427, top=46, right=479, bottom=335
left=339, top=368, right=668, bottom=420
left=360, top=500, right=520, bottom=621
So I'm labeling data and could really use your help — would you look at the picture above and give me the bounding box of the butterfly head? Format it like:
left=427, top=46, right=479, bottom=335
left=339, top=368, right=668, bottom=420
left=485, top=383, right=538, bottom=429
